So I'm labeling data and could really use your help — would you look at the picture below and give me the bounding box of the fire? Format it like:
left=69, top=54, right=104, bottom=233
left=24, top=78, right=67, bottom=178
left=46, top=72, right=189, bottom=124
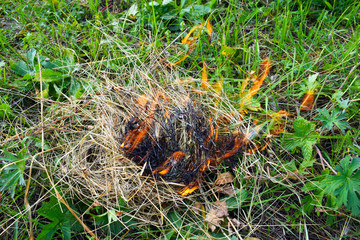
left=120, top=88, right=258, bottom=196
left=153, top=151, right=186, bottom=175
left=178, top=182, right=199, bottom=196
left=300, top=91, right=315, bottom=111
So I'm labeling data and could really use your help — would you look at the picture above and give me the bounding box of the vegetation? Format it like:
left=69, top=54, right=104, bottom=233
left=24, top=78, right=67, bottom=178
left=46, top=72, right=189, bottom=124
left=1, top=0, right=360, bottom=239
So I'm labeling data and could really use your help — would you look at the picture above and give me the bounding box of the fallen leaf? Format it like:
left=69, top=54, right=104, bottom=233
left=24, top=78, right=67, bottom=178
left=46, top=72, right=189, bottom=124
left=193, top=202, right=203, bottom=214
left=215, top=172, right=234, bottom=185
left=228, top=218, right=243, bottom=236
left=204, top=201, right=229, bottom=232
left=214, top=184, right=235, bottom=195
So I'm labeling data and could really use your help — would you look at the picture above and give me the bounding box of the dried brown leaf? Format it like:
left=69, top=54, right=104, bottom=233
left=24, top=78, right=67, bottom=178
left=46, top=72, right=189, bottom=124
left=214, top=184, right=235, bottom=195
left=215, top=172, right=234, bottom=185
left=204, top=201, right=229, bottom=232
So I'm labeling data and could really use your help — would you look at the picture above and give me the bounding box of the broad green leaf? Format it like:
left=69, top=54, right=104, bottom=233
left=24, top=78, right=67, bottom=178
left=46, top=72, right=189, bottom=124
left=321, top=155, right=360, bottom=216
left=284, top=117, right=319, bottom=161
left=0, top=150, right=27, bottom=197
left=300, top=73, right=320, bottom=94
left=26, top=49, right=37, bottom=67
left=225, top=188, right=248, bottom=210
left=34, top=69, right=66, bottom=83
left=315, top=108, right=350, bottom=134
left=37, top=196, right=80, bottom=240
left=10, top=60, right=35, bottom=76
left=37, top=221, right=59, bottom=240
left=0, top=103, right=13, bottom=118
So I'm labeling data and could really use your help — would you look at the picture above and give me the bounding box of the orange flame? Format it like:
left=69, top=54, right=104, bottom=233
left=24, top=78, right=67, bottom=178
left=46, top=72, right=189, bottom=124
left=201, top=61, right=209, bottom=90
left=300, top=91, right=315, bottom=111
left=153, top=151, right=186, bottom=175
left=248, top=58, right=272, bottom=98
left=137, top=94, right=149, bottom=111
left=178, top=181, right=199, bottom=196
left=204, top=117, right=214, bottom=148
left=239, top=58, right=272, bottom=111
left=121, top=126, right=149, bottom=153
left=218, top=135, right=246, bottom=162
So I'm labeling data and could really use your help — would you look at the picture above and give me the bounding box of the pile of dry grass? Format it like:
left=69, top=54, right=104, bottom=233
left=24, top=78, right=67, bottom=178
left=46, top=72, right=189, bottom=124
left=42, top=61, right=253, bottom=232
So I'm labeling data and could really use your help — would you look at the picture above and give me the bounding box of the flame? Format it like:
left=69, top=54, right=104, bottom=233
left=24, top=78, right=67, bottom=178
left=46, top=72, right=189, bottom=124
left=178, top=182, right=199, bottom=196
left=248, top=58, right=272, bottom=98
left=137, top=94, right=149, bottom=111
left=121, top=92, right=163, bottom=153
left=201, top=61, right=209, bottom=90
left=204, top=117, right=214, bottom=148
left=300, top=91, right=315, bottom=111
left=247, top=139, right=270, bottom=153
left=172, top=20, right=214, bottom=65
left=206, top=19, right=213, bottom=42
left=218, top=135, right=246, bottom=162
left=200, top=158, right=214, bottom=172
left=239, top=58, right=272, bottom=111
left=153, top=151, right=186, bottom=175
left=121, top=126, right=149, bottom=153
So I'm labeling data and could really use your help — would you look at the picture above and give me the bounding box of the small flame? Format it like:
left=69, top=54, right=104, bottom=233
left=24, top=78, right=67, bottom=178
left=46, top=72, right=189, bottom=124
left=153, top=151, right=186, bottom=175
left=218, top=136, right=246, bottom=161
left=121, top=127, right=149, bottom=153
left=137, top=94, right=149, bottom=111
left=300, top=91, right=315, bottom=111
left=178, top=182, right=199, bottom=196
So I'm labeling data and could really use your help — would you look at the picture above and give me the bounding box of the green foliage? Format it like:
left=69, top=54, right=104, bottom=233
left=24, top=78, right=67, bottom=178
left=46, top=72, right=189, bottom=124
left=9, top=49, right=86, bottom=99
left=1, top=0, right=360, bottom=238
left=302, top=169, right=330, bottom=215
left=88, top=196, right=137, bottom=237
left=300, top=73, right=320, bottom=93
left=321, top=155, right=360, bottom=216
left=0, top=148, right=29, bottom=198
left=284, top=117, right=319, bottom=163
left=315, top=107, right=351, bottom=134
left=0, top=95, right=14, bottom=119
left=225, top=188, right=249, bottom=210
left=37, top=196, right=82, bottom=240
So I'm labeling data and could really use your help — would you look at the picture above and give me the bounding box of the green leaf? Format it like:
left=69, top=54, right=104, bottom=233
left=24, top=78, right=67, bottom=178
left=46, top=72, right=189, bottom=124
left=0, top=150, right=27, bottom=198
left=284, top=117, right=319, bottom=161
left=321, top=155, right=360, bottom=216
left=37, top=221, right=59, bottom=240
left=26, top=49, right=37, bottom=68
left=34, top=69, right=66, bottom=83
left=315, top=108, right=350, bottom=134
left=37, top=196, right=79, bottom=240
left=181, top=4, right=211, bottom=18
left=10, top=60, right=35, bottom=76
left=225, top=188, right=248, bottom=210
left=0, top=103, right=14, bottom=118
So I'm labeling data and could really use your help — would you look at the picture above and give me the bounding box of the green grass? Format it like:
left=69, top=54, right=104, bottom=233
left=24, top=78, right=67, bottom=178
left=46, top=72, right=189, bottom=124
left=1, top=0, right=360, bottom=239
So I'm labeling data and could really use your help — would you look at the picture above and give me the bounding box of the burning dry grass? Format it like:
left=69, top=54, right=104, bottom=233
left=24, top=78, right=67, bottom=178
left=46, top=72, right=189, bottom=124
left=41, top=66, right=256, bottom=231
